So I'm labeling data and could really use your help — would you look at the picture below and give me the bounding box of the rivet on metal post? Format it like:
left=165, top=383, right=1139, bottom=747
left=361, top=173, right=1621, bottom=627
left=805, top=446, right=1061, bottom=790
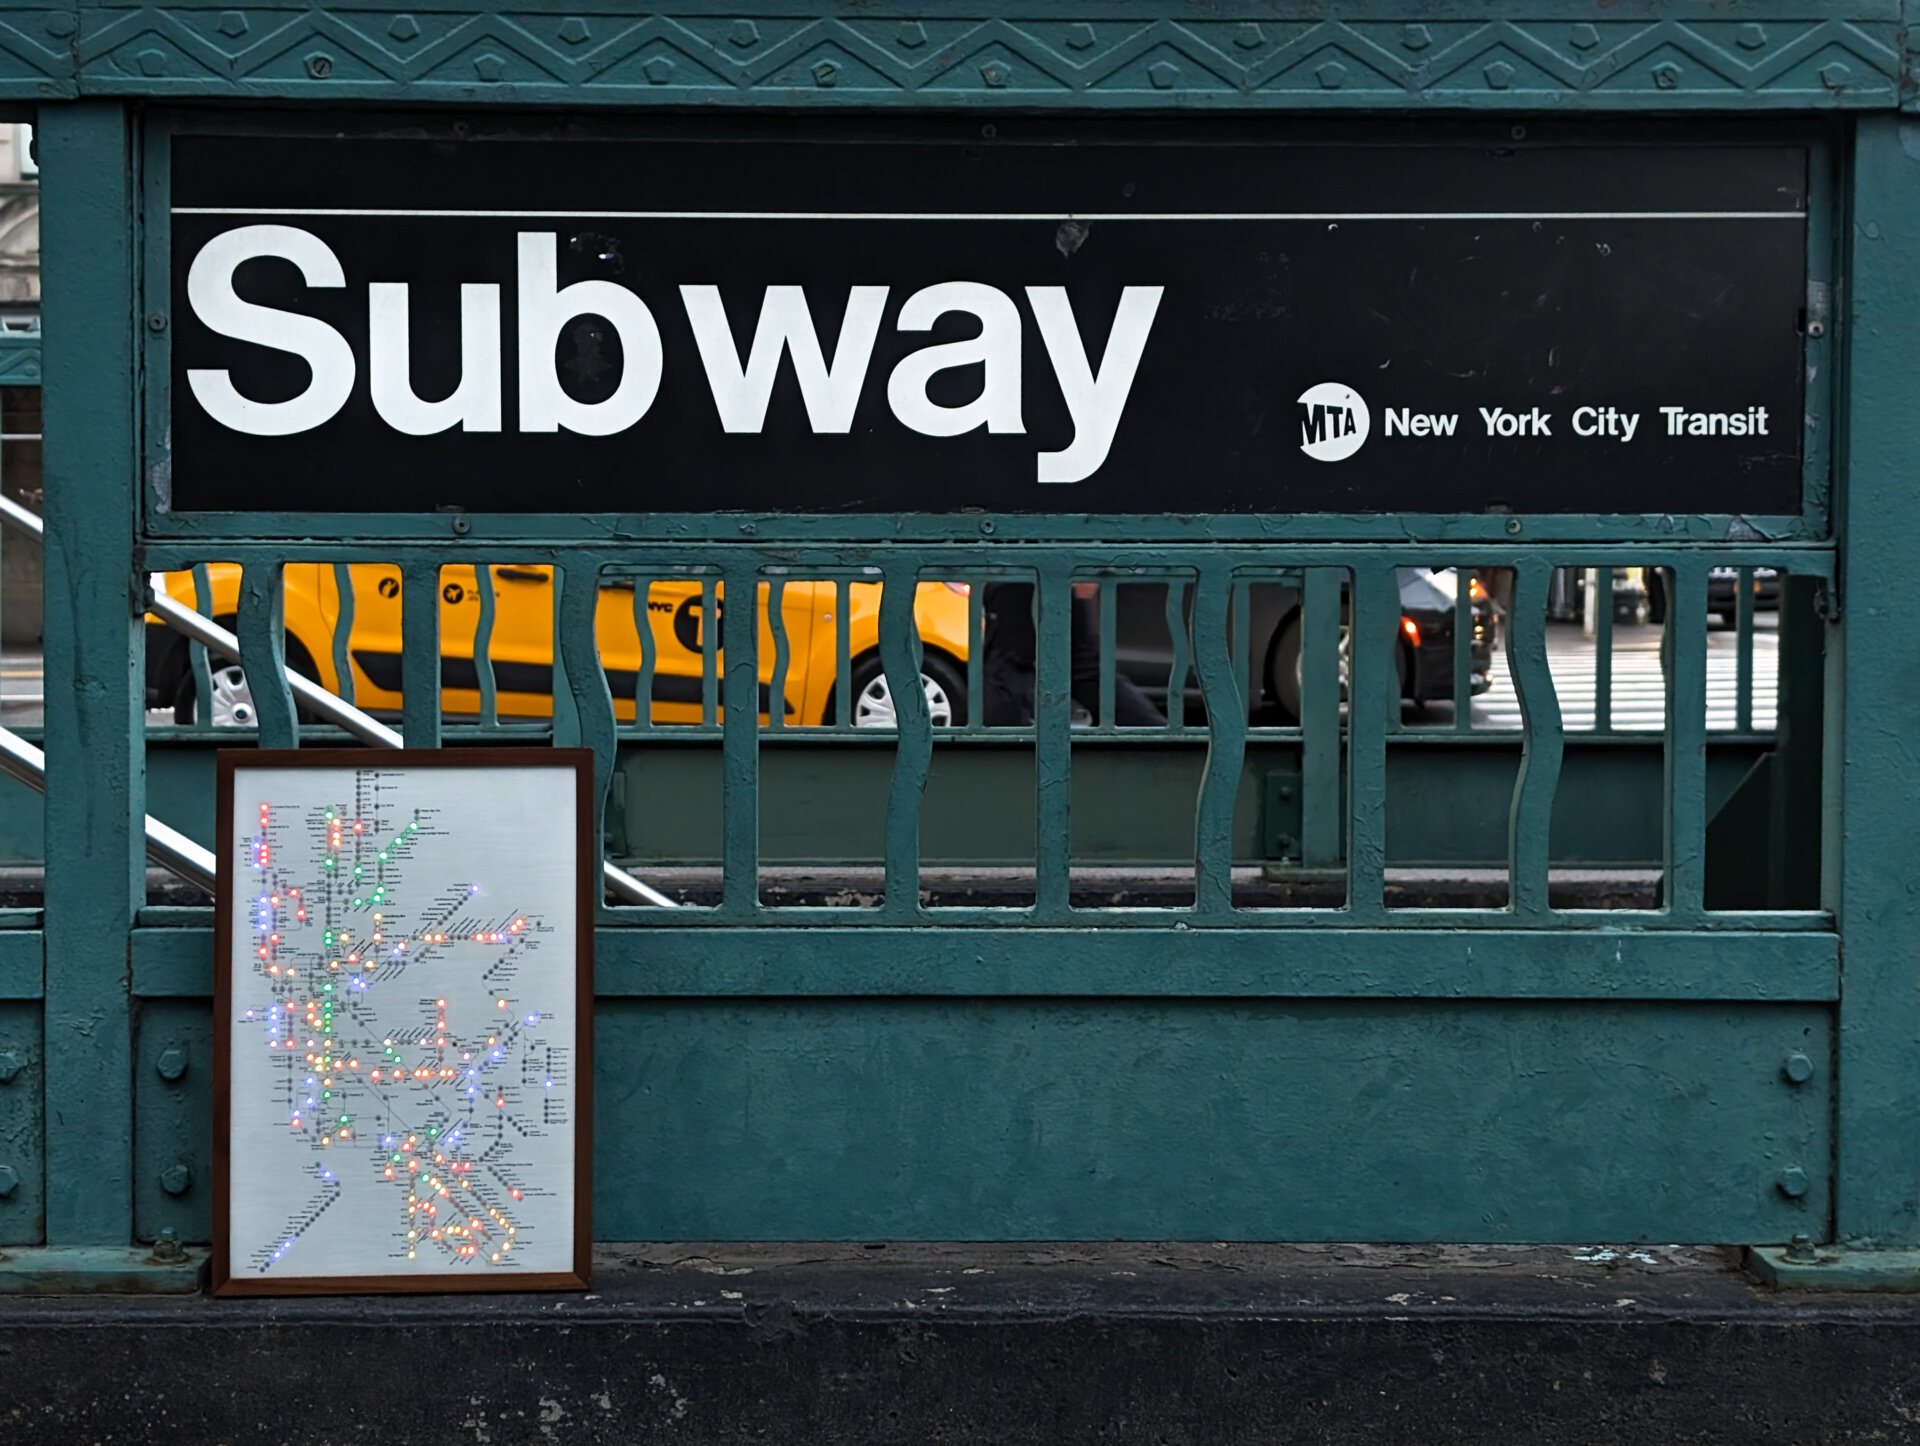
left=149, top=1228, right=188, bottom=1264
left=1785, top=1233, right=1819, bottom=1263
left=450, top=515, right=471, bottom=537
left=0, top=1050, right=20, bottom=1084
left=1505, top=518, right=1523, bottom=535
left=145, top=311, right=167, bottom=333
left=1782, top=1051, right=1815, bottom=1085
left=159, top=1162, right=193, bottom=1196
left=0, top=1164, right=18, bottom=1198
left=1777, top=1166, right=1811, bottom=1199
left=155, top=1045, right=188, bottom=1082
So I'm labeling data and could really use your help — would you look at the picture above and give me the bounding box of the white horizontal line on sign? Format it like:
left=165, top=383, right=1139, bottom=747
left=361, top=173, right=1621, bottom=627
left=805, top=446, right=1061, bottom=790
left=170, top=207, right=1806, bottom=222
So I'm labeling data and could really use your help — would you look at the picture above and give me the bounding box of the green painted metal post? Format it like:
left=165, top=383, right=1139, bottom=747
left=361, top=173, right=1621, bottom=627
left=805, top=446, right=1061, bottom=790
left=1835, top=116, right=1920, bottom=1248
left=38, top=102, right=140, bottom=1248
left=400, top=566, right=441, bottom=750
left=1769, top=576, right=1825, bottom=910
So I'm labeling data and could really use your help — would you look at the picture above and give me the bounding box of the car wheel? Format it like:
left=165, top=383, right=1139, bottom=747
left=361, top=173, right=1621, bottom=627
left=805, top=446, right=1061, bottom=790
left=845, top=652, right=967, bottom=728
left=172, top=628, right=320, bottom=726
left=174, top=661, right=258, bottom=727
left=1266, top=614, right=1352, bottom=724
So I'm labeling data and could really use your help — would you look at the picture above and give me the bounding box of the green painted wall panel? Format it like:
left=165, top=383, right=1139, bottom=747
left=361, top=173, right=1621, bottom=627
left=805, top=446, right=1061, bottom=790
left=0, top=737, right=1765, bottom=870
left=626, top=739, right=1766, bottom=867
left=128, top=925, right=1840, bottom=1002
left=0, top=1000, right=43, bottom=1245
left=592, top=927, right=1838, bottom=1000
left=129, top=928, right=207, bottom=998
left=119, top=993, right=1833, bottom=1244
left=595, top=999, right=1831, bottom=1242
left=131, top=998, right=210, bottom=1245
left=0, top=929, right=40, bottom=999
left=0, top=769, right=42, bottom=864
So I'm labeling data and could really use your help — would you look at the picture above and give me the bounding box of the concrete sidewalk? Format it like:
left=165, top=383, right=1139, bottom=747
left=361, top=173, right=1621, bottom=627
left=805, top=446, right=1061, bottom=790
left=2, top=1242, right=1915, bottom=1442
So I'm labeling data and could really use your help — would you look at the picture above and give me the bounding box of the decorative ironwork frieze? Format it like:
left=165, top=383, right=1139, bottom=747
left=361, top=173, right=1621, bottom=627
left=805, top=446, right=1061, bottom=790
left=0, top=6, right=1901, bottom=108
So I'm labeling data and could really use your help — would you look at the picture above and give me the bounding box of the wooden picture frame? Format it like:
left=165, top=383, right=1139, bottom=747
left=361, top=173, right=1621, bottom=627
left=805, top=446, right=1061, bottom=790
left=213, top=749, right=593, bottom=1296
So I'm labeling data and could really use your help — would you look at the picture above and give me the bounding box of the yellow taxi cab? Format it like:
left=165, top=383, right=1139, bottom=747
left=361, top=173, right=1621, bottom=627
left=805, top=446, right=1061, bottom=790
left=144, top=566, right=972, bottom=729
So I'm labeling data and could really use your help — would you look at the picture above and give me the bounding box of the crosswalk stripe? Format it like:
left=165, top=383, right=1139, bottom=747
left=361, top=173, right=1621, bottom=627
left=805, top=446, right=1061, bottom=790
left=1469, top=629, right=1779, bottom=732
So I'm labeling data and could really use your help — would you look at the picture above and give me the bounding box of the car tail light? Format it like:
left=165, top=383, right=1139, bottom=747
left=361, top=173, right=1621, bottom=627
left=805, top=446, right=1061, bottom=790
left=1468, top=576, right=1488, bottom=601
left=1401, top=616, right=1421, bottom=648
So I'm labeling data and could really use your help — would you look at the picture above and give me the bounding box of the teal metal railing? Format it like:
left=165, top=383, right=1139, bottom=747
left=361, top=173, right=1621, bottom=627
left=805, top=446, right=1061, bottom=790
left=141, top=541, right=1830, bottom=932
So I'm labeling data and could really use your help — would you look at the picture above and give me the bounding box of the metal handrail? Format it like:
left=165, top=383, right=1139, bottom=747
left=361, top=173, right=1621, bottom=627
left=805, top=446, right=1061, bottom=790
left=0, top=712, right=217, bottom=893
left=0, top=494, right=675, bottom=908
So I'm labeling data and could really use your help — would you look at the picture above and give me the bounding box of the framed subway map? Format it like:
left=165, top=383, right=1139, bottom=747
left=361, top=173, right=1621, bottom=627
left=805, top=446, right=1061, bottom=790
left=213, top=750, right=593, bottom=1295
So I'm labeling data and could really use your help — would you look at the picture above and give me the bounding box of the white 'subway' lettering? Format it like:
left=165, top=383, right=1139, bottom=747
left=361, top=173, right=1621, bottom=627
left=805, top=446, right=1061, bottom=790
left=184, top=226, right=1163, bottom=485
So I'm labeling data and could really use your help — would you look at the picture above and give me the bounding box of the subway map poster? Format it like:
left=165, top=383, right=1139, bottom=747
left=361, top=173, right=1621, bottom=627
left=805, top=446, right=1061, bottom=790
left=213, top=751, right=592, bottom=1295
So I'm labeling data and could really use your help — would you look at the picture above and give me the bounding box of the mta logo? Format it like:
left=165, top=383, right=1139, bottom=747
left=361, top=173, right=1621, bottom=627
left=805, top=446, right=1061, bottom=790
left=1297, top=382, right=1370, bottom=463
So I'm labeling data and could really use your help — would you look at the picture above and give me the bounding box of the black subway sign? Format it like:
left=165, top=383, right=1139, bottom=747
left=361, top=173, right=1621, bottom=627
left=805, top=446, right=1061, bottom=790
left=167, top=130, right=1808, bottom=516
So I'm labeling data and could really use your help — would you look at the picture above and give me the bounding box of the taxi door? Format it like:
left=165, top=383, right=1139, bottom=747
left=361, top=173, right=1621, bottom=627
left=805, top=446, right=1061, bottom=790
left=323, top=564, right=814, bottom=723
left=606, top=575, right=816, bottom=726
left=323, top=562, right=552, bottom=720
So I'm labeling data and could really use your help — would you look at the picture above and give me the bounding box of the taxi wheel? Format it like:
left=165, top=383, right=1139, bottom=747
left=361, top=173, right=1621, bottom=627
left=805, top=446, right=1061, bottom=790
left=176, top=661, right=257, bottom=728
left=845, top=652, right=968, bottom=728
left=171, top=626, right=320, bottom=726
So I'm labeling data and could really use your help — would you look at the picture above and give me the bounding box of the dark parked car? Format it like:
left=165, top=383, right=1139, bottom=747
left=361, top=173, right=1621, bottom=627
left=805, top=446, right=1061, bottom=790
left=1706, top=565, right=1780, bottom=626
left=1111, top=568, right=1499, bottom=725
left=1608, top=566, right=1777, bottom=630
